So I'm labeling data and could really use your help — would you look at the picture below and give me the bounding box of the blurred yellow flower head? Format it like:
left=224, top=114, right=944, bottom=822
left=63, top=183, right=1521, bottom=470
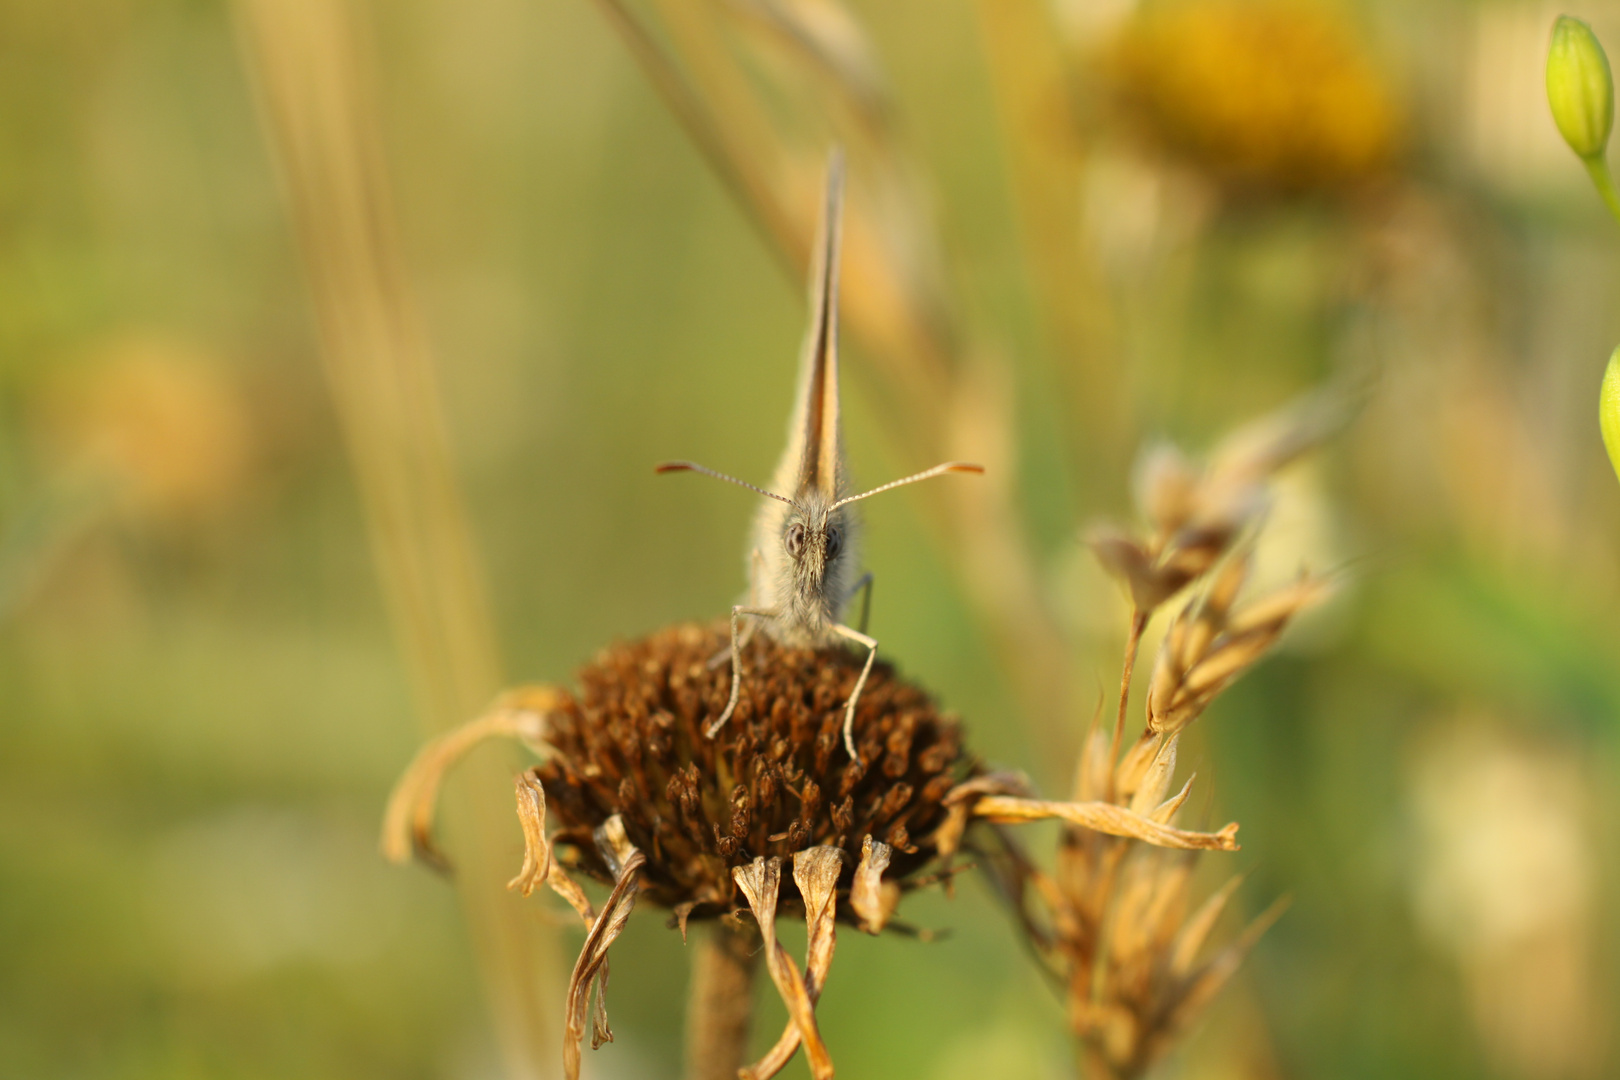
left=1104, top=0, right=1402, bottom=194
left=33, top=335, right=255, bottom=521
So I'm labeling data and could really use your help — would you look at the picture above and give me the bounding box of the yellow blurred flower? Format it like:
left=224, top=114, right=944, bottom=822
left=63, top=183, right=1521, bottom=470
left=33, top=335, right=255, bottom=522
left=1103, top=0, right=1402, bottom=194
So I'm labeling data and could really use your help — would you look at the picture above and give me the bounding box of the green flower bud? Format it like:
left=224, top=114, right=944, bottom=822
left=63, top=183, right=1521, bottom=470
left=1603, top=346, right=1620, bottom=484
left=1548, top=15, right=1614, bottom=160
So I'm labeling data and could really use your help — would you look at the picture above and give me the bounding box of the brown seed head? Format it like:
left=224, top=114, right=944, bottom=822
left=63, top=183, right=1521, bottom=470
left=535, top=622, right=966, bottom=921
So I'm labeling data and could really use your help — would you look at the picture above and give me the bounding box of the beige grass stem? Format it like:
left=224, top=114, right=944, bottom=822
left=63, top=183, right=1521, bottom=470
left=971, top=0, right=1124, bottom=470
left=1105, top=608, right=1149, bottom=800
left=233, top=1, right=556, bottom=1075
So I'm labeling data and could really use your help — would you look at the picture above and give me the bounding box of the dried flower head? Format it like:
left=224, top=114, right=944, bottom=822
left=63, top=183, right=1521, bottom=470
left=382, top=613, right=1250, bottom=1079
left=531, top=622, right=965, bottom=922
left=385, top=620, right=972, bottom=1080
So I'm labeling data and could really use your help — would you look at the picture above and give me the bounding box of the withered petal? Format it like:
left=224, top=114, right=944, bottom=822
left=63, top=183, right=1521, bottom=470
left=561, top=816, right=644, bottom=1080
left=508, top=769, right=552, bottom=896
left=748, top=847, right=844, bottom=1079
left=852, top=835, right=898, bottom=934
left=734, top=857, right=834, bottom=1080
left=380, top=687, right=560, bottom=868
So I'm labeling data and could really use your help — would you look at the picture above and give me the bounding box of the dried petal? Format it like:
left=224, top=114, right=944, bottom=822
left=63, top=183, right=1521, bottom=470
left=508, top=769, right=552, bottom=896
left=380, top=686, right=559, bottom=868
left=932, top=801, right=972, bottom=862
left=852, top=835, right=898, bottom=933
left=595, top=815, right=637, bottom=877
left=943, top=771, right=1035, bottom=803
left=547, top=862, right=597, bottom=926
left=734, top=858, right=833, bottom=1080
left=561, top=816, right=644, bottom=1080
left=745, top=847, right=845, bottom=1079
left=672, top=901, right=697, bottom=943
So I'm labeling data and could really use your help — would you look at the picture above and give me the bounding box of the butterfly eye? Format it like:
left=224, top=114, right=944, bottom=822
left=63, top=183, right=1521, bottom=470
left=784, top=523, right=806, bottom=558
left=825, top=527, right=842, bottom=561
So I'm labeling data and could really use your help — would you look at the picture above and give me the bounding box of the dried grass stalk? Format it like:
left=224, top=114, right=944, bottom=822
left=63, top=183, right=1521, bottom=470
left=232, top=1, right=557, bottom=1074
left=972, top=407, right=1338, bottom=1078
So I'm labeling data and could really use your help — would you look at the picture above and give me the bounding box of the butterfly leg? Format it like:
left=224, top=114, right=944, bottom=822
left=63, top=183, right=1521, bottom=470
left=831, top=622, right=878, bottom=762
left=846, top=571, right=874, bottom=635
left=707, top=549, right=768, bottom=670
left=706, top=605, right=777, bottom=738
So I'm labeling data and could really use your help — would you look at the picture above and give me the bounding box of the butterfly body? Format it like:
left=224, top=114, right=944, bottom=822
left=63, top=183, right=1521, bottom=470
left=751, top=488, right=854, bottom=647
left=659, top=150, right=980, bottom=761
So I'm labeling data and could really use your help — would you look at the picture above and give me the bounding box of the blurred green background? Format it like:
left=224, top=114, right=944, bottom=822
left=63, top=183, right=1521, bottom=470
left=2, top=0, right=1617, bottom=1077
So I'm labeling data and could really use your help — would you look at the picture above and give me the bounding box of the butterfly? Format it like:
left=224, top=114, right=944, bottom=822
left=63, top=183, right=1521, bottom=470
left=659, top=149, right=982, bottom=762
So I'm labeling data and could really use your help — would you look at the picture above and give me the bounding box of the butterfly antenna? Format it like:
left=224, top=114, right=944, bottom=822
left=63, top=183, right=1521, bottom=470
left=656, top=461, right=799, bottom=507
left=832, top=462, right=984, bottom=509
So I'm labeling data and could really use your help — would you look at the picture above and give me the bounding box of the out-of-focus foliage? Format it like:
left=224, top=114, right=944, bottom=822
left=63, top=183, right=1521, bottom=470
left=2, top=0, right=1618, bottom=1079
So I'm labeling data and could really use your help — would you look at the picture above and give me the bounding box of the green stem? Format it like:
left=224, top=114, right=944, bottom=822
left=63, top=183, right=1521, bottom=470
left=1584, top=155, right=1620, bottom=226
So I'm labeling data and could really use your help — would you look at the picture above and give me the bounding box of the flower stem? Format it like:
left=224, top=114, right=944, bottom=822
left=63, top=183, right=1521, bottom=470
left=1585, top=156, right=1620, bottom=226
left=685, top=920, right=760, bottom=1080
